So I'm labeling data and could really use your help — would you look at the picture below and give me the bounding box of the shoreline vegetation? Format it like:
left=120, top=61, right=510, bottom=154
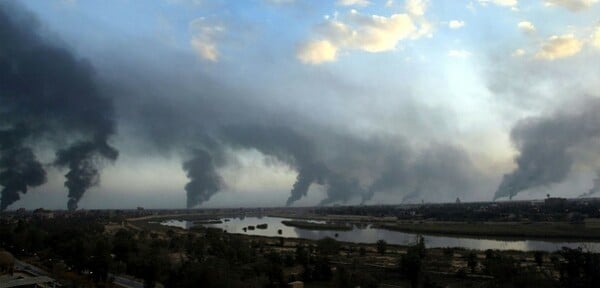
left=193, top=219, right=223, bottom=224
left=281, top=220, right=353, bottom=231
left=375, top=221, right=600, bottom=240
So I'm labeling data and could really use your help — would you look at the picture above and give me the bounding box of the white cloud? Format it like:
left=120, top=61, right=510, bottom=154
left=405, top=0, right=427, bottom=16
left=297, top=3, right=432, bottom=64
left=535, top=34, right=583, bottom=60
left=512, top=48, right=526, bottom=56
left=448, top=49, right=471, bottom=57
left=544, top=0, right=598, bottom=11
left=340, top=12, right=416, bottom=52
left=517, top=21, right=535, bottom=33
left=189, top=18, right=224, bottom=62
left=478, top=0, right=518, bottom=7
left=297, top=40, right=338, bottom=64
left=337, top=0, right=370, bottom=6
left=592, top=25, right=600, bottom=48
left=385, top=0, right=394, bottom=7
left=449, top=20, right=465, bottom=29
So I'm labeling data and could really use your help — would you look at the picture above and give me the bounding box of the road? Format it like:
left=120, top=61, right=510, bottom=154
left=14, top=259, right=48, bottom=276
left=108, top=273, right=145, bottom=288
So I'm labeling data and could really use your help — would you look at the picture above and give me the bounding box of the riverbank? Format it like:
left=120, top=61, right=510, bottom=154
left=376, top=221, right=600, bottom=240
left=281, top=220, right=353, bottom=231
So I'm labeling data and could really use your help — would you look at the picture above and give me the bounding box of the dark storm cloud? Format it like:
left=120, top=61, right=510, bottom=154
left=0, top=2, right=117, bottom=210
left=495, top=98, right=600, bottom=200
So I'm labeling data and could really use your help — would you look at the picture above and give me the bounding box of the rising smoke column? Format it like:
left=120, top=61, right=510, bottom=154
left=0, top=2, right=119, bottom=210
left=363, top=152, right=409, bottom=204
left=0, top=126, right=47, bottom=210
left=495, top=99, right=600, bottom=200
left=319, top=171, right=364, bottom=206
left=220, top=125, right=325, bottom=206
left=287, top=163, right=326, bottom=206
left=55, top=138, right=118, bottom=211
left=362, top=144, right=478, bottom=204
left=219, top=125, right=367, bottom=206
left=579, top=171, right=600, bottom=198
left=183, top=149, right=223, bottom=208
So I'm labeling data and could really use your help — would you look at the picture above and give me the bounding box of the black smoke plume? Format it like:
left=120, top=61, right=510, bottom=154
left=364, top=144, right=477, bottom=204
left=183, top=149, right=223, bottom=208
left=220, top=125, right=367, bottom=206
left=0, top=2, right=118, bottom=210
left=287, top=163, right=327, bottom=205
left=495, top=98, right=600, bottom=200
left=55, top=137, right=118, bottom=211
left=0, top=126, right=46, bottom=210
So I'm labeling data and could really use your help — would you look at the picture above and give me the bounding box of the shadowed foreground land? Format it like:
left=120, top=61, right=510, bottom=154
left=2, top=206, right=600, bottom=287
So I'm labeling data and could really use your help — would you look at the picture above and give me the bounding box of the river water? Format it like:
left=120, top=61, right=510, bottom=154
left=161, top=216, right=600, bottom=252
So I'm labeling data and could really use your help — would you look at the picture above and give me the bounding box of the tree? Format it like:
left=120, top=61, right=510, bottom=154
left=317, top=237, right=340, bottom=255
left=295, top=245, right=309, bottom=265
left=467, top=252, right=477, bottom=273
left=400, top=237, right=426, bottom=287
left=534, top=251, right=544, bottom=267
left=376, top=240, right=387, bottom=255
left=555, top=247, right=600, bottom=287
left=359, top=246, right=366, bottom=256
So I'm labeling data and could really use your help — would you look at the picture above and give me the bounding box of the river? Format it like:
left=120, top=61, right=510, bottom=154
left=161, top=216, right=600, bottom=252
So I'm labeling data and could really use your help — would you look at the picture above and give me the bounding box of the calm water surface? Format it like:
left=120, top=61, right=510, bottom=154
left=161, top=216, right=600, bottom=252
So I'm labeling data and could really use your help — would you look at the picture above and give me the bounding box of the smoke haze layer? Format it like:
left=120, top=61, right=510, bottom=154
left=2, top=1, right=599, bottom=209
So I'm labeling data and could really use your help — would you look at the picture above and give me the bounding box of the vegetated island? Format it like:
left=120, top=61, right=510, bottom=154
left=256, top=223, right=268, bottom=229
left=193, top=220, right=223, bottom=225
left=282, top=220, right=352, bottom=231
left=375, top=221, right=600, bottom=240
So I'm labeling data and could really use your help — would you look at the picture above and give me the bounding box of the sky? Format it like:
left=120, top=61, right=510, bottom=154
left=1, top=0, right=599, bottom=210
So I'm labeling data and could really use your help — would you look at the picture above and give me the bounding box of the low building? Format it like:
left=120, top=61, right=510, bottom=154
left=32, top=209, right=54, bottom=220
left=288, top=281, right=304, bottom=288
left=544, top=197, right=567, bottom=207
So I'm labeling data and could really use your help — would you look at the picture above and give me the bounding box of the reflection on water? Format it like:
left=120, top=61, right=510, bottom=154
left=161, top=216, right=600, bottom=252
left=160, top=219, right=195, bottom=229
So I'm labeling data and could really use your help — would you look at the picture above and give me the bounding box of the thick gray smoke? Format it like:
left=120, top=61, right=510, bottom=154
left=220, top=125, right=327, bottom=205
left=183, top=149, right=223, bottom=208
left=220, top=125, right=367, bottom=206
left=0, top=126, right=47, bottom=210
left=2, top=1, right=493, bottom=208
left=0, top=2, right=117, bottom=210
left=579, top=171, right=600, bottom=198
left=495, top=98, right=600, bottom=200
left=364, top=144, right=479, bottom=204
